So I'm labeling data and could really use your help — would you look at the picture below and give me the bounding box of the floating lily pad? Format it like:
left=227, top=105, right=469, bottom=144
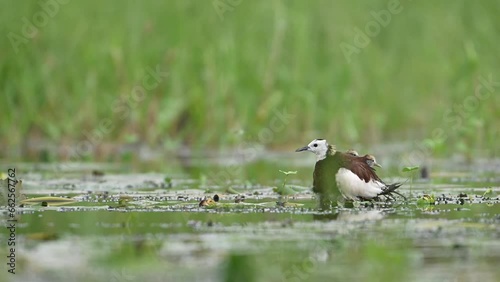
left=21, top=196, right=76, bottom=206
left=225, top=187, right=240, bottom=194
left=482, top=188, right=494, bottom=198
left=273, top=186, right=298, bottom=196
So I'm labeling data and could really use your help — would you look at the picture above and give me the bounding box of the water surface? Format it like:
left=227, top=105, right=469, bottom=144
left=1, top=157, right=499, bottom=282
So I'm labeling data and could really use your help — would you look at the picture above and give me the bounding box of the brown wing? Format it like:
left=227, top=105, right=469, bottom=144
left=340, top=153, right=382, bottom=183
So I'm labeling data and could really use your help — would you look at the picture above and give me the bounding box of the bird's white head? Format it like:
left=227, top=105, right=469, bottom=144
left=295, top=139, right=330, bottom=161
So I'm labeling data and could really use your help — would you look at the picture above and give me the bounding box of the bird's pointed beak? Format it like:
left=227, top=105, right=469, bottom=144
left=295, top=146, right=309, bottom=152
left=374, top=163, right=382, bottom=168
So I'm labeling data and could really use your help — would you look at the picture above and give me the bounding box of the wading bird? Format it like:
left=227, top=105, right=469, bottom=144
left=295, top=139, right=402, bottom=205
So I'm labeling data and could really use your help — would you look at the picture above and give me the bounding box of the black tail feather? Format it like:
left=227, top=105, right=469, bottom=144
left=378, top=183, right=406, bottom=200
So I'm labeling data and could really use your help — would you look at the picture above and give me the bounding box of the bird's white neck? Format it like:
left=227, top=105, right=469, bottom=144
left=316, top=145, right=335, bottom=161
left=316, top=154, right=327, bottom=161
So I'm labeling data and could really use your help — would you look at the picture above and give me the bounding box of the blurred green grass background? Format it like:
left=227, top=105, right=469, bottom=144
left=1, top=0, right=499, bottom=161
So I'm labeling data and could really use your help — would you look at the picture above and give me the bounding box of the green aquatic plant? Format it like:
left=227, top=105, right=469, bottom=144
left=402, top=166, right=419, bottom=199
left=402, top=166, right=420, bottom=173
left=274, top=170, right=298, bottom=204
left=416, top=194, right=435, bottom=208
left=482, top=188, right=493, bottom=198
left=164, top=177, right=172, bottom=188
left=275, top=170, right=298, bottom=195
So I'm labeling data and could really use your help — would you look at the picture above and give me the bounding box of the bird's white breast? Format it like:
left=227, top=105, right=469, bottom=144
left=335, top=168, right=384, bottom=200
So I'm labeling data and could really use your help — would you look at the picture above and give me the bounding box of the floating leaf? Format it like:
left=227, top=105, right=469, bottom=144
left=21, top=196, right=75, bottom=206
left=225, top=187, right=239, bottom=194
left=482, top=188, right=494, bottom=198
left=273, top=186, right=298, bottom=196
left=279, top=202, right=304, bottom=207
left=402, top=166, right=420, bottom=172
left=290, top=186, right=309, bottom=192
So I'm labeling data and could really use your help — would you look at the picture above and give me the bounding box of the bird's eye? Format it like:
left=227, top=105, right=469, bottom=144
left=313, top=144, right=318, bottom=147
